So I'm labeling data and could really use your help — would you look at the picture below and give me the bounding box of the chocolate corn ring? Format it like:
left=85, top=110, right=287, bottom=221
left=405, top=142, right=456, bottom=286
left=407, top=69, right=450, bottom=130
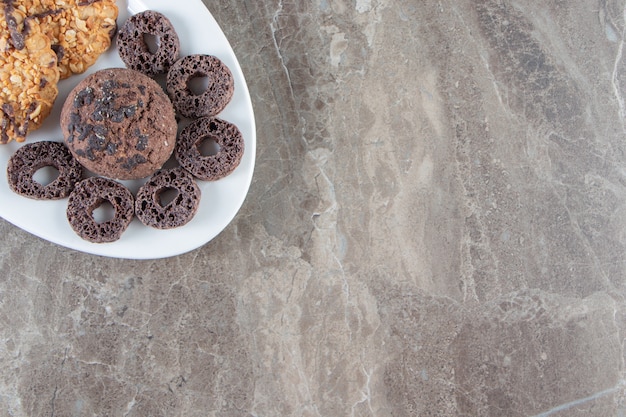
left=117, top=10, right=180, bottom=76
left=7, top=141, right=82, bottom=199
left=135, top=167, right=201, bottom=229
left=166, top=54, right=234, bottom=119
left=66, top=177, right=135, bottom=243
left=175, top=117, right=244, bottom=181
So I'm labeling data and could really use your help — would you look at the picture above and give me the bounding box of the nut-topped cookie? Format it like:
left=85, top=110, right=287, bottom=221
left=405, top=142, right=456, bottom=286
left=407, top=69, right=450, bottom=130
left=0, top=2, right=60, bottom=143
left=22, top=0, right=119, bottom=79
left=60, top=68, right=177, bottom=180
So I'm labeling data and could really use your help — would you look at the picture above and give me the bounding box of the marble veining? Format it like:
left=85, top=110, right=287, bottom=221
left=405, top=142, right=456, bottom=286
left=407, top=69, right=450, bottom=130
left=1, top=0, right=626, bottom=415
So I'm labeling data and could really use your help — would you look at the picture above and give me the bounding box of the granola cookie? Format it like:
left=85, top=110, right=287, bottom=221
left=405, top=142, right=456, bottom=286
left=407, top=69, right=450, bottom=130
left=23, top=0, right=118, bottom=79
left=0, top=2, right=60, bottom=143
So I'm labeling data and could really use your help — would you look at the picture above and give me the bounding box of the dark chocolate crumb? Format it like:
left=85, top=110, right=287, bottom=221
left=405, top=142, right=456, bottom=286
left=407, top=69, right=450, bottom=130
left=87, top=133, right=106, bottom=151
left=135, top=133, right=148, bottom=151
left=122, top=154, right=147, bottom=170
left=51, top=44, right=65, bottom=61
left=74, top=87, right=94, bottom=108
left=106, top=142, right=117, bottom=155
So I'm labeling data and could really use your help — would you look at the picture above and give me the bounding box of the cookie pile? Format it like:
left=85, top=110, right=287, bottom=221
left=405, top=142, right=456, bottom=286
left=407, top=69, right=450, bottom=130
left=6, top=8, right=245, bottom=244
left=0, top=0, right=118, bottom=143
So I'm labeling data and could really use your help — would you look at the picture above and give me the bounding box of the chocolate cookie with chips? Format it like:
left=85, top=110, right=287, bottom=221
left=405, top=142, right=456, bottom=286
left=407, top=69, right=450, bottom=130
left=60, top=68, right=178, bottom=180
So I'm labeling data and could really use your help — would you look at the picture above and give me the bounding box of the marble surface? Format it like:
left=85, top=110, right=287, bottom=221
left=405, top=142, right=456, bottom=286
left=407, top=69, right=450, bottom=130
left=2, top=0, right=626, bottom=415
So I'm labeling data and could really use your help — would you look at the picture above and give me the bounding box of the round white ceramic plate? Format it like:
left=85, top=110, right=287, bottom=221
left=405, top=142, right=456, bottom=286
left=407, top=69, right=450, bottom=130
left=0, top=0, right=256, bottom=259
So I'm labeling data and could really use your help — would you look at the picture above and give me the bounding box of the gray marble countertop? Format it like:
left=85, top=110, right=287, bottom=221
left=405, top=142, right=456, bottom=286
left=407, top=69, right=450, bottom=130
left=2, top=0, right=626, bottom=415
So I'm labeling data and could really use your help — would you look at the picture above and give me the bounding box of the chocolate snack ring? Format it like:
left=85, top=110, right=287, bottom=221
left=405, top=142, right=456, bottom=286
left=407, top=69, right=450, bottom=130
left=7, top=141, right=82, bottom=200
left=117, top=10, right=180, bottom=76
left=66, top=177, right=134, bottom=243
left=166, top=54, right=234, bottom=119
left=135, top=167, right=201, bottom=229
left=175, top=117, right=244, bottom=181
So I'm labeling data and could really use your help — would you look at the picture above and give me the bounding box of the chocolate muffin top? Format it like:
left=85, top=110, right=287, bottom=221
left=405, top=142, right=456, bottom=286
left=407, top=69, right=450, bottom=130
left=60, top=67, right=177, bottom=180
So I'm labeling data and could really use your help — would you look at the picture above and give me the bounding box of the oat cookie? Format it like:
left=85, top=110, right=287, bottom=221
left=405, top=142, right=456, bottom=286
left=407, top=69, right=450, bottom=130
left=0, top=2, right=60, bottom=143
left=24, top=0, right=118, bottom=79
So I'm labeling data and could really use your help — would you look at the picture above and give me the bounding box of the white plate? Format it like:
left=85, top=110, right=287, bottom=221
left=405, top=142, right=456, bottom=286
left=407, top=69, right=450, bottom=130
left=0, top=0, right=256, bottom=259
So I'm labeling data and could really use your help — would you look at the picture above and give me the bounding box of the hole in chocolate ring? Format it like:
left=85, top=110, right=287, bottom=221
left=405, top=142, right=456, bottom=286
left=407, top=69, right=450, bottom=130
left=157, top=186, right=179, bottom=207
left=143, top=32, right=161, bottom=54
left=196, top=135, right=221, bottom=157
left=91, top=199, right=116, bottom=224
left=32, top=164, right=60, bottom=187
left=187, top=73, right=210, bottom=96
